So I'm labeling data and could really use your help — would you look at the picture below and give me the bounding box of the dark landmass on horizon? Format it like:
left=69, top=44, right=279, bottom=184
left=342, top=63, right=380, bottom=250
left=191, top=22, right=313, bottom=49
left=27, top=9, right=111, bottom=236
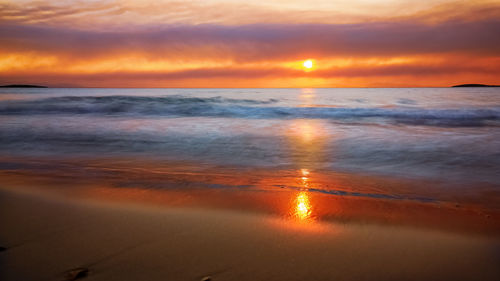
left=452, top=84, right=500, bottom=87
left=0, top=84, right=48, bottom=88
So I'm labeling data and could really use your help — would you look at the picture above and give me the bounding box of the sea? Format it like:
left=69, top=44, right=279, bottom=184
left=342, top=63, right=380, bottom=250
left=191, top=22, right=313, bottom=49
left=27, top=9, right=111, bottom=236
left=0, top=87, right=499, bottom=213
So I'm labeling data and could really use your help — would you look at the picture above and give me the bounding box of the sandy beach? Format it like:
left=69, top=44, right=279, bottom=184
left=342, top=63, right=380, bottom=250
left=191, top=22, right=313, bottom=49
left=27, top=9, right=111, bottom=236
left=2, top=0, right=500, bottom=278
left=1, top=184, right=499, bottom=281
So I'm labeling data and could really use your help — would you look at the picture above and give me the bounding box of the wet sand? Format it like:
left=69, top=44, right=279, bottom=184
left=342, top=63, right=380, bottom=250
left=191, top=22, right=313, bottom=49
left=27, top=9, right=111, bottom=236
left=1, top=156, right=499, bottom=235
left=1, top=185, right=500, bottom=281
left=1, top=156, right=499, bottom=280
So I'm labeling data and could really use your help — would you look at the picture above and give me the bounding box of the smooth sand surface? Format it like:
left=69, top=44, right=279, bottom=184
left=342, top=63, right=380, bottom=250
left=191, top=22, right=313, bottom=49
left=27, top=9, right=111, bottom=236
left=1, top=187, right=499, bottom=281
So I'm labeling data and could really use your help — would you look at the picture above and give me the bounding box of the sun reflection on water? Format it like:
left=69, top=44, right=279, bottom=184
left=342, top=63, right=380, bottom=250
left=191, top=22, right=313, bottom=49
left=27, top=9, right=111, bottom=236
left=301, top=168, right=310, bottom=188
left=301, top=168, right=310, bottom=176
left=299, top=88, right=316, bottom=101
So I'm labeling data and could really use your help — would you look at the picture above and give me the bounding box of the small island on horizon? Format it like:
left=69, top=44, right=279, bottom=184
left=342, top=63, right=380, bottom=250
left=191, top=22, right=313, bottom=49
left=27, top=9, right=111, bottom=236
left=1, top=84, right=499, bottom=88
left=452, top=84, right=499, bottom=87
left=0, top=84, right=48, bottom=88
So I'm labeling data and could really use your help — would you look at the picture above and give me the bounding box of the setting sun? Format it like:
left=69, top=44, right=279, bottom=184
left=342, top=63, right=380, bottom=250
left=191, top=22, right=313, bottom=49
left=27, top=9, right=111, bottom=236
left=303, top=59, right=314, bottom=70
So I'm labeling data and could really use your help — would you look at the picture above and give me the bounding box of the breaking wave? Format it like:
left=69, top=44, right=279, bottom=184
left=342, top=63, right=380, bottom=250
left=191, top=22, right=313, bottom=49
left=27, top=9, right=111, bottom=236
left=0, top=95, right=499, bottom=126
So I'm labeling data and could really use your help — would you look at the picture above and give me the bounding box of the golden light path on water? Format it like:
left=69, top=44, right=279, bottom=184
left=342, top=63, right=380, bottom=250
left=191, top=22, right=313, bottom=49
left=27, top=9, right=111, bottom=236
left=288, top=88, right=320, bottom=223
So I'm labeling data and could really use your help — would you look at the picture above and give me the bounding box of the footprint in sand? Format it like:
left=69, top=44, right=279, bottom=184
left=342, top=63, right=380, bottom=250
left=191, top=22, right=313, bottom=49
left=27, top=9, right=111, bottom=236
left=63, top=267, right=89, bottom=281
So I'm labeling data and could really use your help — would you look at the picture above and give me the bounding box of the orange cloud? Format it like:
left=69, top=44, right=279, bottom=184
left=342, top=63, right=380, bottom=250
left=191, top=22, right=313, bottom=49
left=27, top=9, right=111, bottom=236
left=0, top=1, right=499, bottom=87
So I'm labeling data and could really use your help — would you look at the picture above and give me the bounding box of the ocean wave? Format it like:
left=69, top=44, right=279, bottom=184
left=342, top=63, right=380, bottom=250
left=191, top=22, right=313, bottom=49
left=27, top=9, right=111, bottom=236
left=0, top=95, right=499, bottom=126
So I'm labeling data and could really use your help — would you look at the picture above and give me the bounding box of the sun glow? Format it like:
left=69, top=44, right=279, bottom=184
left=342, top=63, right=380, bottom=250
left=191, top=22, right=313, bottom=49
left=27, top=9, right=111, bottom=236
left=303, top=59, right=314, bottom=70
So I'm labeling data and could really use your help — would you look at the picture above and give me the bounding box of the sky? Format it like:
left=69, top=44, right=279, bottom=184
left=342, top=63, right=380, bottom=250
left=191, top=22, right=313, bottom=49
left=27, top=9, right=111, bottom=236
left=0, top=0, right=499, bottom=87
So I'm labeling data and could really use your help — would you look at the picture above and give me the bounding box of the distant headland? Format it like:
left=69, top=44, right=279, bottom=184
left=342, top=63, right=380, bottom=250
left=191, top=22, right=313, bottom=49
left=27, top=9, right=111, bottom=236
left=452, top=84, right=499, bottom=87
left=0, top=84, right=48, bottom=88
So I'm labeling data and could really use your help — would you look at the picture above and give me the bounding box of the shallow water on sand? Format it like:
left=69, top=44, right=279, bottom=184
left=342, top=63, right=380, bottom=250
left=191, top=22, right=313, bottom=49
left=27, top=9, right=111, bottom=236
left=0, top=87, right=499, bottom=231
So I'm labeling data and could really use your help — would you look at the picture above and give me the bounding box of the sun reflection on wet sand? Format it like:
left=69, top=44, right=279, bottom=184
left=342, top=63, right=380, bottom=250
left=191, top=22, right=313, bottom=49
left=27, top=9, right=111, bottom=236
left=290, top=168, right=315, bottom=223
left=294, top=191, right=312, bottom=221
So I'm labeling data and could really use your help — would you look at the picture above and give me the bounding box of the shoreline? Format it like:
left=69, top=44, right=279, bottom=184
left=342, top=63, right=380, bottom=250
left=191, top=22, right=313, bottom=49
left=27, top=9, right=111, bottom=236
left=0, top=155, right=499, bottom=236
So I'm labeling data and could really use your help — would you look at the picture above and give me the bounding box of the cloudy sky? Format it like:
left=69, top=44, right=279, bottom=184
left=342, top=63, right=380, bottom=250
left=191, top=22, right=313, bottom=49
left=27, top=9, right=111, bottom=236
left=1, top=0, right=499, bottom=87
